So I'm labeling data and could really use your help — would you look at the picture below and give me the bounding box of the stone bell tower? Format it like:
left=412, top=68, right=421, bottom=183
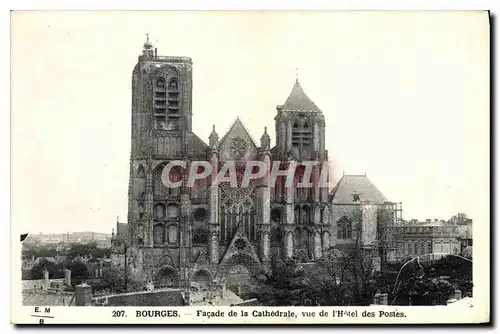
left=273, top=78, right=329, bottom=261
left=127, top=34, right=193, bottom=269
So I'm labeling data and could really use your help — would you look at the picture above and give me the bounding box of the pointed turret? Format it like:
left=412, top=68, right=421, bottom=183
left=274, top=77, right=325, bottom=160
left=209, top=125, right=219, bottom=149
left=260, top=126, right=271, bottom=151
left=281, top=80, right=321, bottom=112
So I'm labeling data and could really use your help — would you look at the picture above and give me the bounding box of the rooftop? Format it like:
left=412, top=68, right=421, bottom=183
left=279, top=80, right=322, bottom=112
left=330, top=174, right=388, bottom=204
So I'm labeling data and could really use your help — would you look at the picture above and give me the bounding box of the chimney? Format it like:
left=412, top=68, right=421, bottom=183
left=75, top=282, right=93, bottom=306
left=64, top=269, right=71, bottom=286
left=43, top=269, right=50, bottom=290
left=378, top=293, right=388, bottom=305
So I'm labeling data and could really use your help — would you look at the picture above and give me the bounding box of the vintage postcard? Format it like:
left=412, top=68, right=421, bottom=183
left=10, top=11, right=490, bottom=324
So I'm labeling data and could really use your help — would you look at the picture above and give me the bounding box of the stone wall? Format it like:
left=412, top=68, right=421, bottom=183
left=94, top=289, right=184, bottom=306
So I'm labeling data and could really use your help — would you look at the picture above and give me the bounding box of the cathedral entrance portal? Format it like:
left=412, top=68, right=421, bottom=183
left=154, top=265, right=179, bottom=288
left=217, top=253, right=261, bottom=296
left=228, top=265, right=252, bottom=285
left=191, top=269, right=213, bottom=290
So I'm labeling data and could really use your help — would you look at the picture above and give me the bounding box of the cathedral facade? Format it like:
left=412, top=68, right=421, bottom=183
left=114, top=38, right=400, bottom=289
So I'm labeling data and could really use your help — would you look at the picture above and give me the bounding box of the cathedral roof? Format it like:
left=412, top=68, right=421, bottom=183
left=187, top=132, right=209, bottom=157
left=218, top=118, right=258, bottom=161
left=218, top=118, right=258, bottom=149
left=330, top=174, right=388, bottom=204
left=281, top=80, right=321, bottom=112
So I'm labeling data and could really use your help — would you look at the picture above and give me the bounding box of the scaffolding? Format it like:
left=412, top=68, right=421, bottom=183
left=377, top=202, right=403, bottom=267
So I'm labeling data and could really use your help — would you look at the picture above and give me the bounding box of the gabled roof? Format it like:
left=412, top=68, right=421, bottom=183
left=187, top=132, right=209, bottom=157
left=281, top=80, right=321, bottom=112
left=330, top=174, right=388, bottom=204
left=218, top=117, right=257, bottom=148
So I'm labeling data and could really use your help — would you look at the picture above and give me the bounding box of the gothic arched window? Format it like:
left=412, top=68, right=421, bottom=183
left=168, top=166, right=182, bottom=197
left=169, top=79, right=178, bottom=90
left=153, top=224, right=165, bottom=246
left=322, top=232, right=330, bottom=249
left=138, top=203, right=145, bottom=219
left=291, top=116, right=313, bottom=158
left=137, top=164, right=146, bottom=178
left=294, top=205, right=301, bottom=224
left=271, top=224, right=281, bottom=244
left=154, top=78, right=167, bottom=128
left=193, top=207, right=208, bottom=222
left=301, top=205, right=310, bottom=225
left=167, top=225, right=179, bottom=246
left=154, top=203, right=166, bottom=220
left=167, top=78, right=180, bottom=114
left=153, top=164, right=167, bottom=198
left=137, top=224, right=145, bottom=246
left=156, top=78, right=165, bottom=88
left=166, top=203, right=179, bottom=219
left=271, top=207, right=282, bottom=223
left=337, top=218, right=352, bottom=239
left=193, top=228, right=207, bottom=245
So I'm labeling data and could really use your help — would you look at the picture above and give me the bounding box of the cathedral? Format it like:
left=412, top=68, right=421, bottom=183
left=111, top=37, right=401, bottom=289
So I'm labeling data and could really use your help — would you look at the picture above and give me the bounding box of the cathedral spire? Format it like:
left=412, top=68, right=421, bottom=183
left=281, top=79, right=321, bottom=112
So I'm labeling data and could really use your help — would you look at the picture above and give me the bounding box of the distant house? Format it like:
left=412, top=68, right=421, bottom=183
left=395, top=220, right=461, bottom=260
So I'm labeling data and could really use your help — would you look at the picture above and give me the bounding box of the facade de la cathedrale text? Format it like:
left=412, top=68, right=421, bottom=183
left=110, top=37, right=403, bottom=290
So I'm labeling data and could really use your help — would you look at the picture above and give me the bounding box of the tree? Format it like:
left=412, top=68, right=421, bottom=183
left=66, top=261, right=88, bottom=280
left=101, top=265, right=143, bottom=293
left=249, top=258, right=315, bottom=306
left=30, top=259, right=64, bottom=280
left=248, top=257, right=353, bottom=306
left=448, top=213, right=470, bottom=225
left=394, top=276, right=455, bottom=305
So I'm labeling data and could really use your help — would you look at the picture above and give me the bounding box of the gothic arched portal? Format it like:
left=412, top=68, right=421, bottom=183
left=191, top=269, right=214, bottom=289
left=154, top=265, right=179, bottom=288
left=216, top=253, right=261, bottom=286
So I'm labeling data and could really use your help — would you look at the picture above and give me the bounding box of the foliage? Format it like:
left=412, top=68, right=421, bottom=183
left=101, top=265, right=143, bottom=293
left=30, top=259, right=64, bottom=279
left=448, top=213, right=471, bottom=225
left=66, top=242, right=111, bottom=259
left=248, top=258, right=319, bottom=306
left=390, top=254, right=473, bottom=305
left=23, top=241, right=112, bottom=281
left=22, top=246, right=59, bottom=260
left=65, top=261, right=88, bottom=279
left=393, top=277, right=455, bottom=305
left=248, top=256, right=373, bottom=306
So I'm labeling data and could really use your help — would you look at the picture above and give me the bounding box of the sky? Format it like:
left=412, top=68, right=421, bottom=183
left=11, top=11, right=489, bottom=233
